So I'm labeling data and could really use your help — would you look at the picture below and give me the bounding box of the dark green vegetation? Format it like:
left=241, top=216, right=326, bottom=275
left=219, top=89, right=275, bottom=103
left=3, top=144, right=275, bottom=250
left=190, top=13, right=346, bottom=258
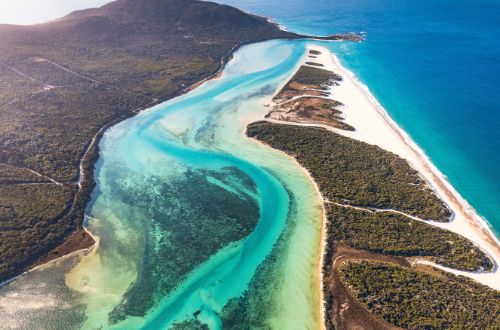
left=0, top=0, right=313, bottom=283
left=247, top=121, right=451, bottom=221
left=247, top=121, right=491, bottom=270
left=247, top=120, right=496, bottom=329
left=108, top=167, right=259, bottom=321
left=0, top=164, right=50, bottom=184
left=339, top=261, right=500, bottom=329
left=273, top=65, right=342, bottom=103
left=290, top=65, right=342, bottom=87
left=305, top=62, right=324, bottom=67
left=328, top=204, right=492, bottom=271
left=0, top=184, right=76, bottom=279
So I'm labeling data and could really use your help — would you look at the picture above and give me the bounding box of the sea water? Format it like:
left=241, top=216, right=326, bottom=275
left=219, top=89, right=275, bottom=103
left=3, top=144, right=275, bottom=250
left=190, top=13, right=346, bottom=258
left=217, top=0, right=500, bottom=237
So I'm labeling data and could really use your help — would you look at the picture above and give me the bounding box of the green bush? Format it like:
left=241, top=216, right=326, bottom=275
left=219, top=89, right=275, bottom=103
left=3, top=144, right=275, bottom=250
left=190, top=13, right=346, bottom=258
left=339, top=261, right=500, bottom=330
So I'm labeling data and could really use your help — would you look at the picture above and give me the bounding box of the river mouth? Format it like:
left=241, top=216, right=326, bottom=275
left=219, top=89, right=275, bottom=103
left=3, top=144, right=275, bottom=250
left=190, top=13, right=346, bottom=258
left=0, top=40, right=324, bottom=329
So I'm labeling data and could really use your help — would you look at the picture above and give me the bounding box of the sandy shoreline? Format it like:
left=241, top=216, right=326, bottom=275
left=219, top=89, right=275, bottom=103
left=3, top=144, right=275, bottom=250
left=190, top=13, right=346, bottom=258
left=0, top=225, right=97, bottom=289
left=291, top=151, right=328, bottom=330
left=246, top=134, right=327, bottom=329
left=287, top=44, right=500, bottom=290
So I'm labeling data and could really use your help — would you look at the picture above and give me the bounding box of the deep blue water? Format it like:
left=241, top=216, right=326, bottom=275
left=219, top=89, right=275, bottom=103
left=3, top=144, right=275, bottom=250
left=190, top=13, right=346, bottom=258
left=218, top=0, right=500, bottom=236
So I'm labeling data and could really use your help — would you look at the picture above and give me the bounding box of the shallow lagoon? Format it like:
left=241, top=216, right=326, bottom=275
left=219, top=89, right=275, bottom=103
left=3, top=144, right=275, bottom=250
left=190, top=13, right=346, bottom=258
left=0, top=40, right=324, bottom=329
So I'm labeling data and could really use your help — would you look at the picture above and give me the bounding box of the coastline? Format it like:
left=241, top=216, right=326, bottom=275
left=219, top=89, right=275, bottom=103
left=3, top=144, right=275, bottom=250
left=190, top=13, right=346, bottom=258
left=276, top=44, right=500, bottom=290
left=251, top=137, right=328, bottom=329
left=0, top=226, right=97, bottom=289
left=238, top=46, right=328, bottom=329
left=267, top=50, right=330, bottom=329
left=294, top=157, right=328, bottom=330
left=274, top=145, right=328, bottom=330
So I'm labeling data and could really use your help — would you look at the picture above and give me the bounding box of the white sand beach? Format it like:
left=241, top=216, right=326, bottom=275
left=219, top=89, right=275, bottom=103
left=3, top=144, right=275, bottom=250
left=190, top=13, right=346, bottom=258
left=278, top=44, right=500, bottom=290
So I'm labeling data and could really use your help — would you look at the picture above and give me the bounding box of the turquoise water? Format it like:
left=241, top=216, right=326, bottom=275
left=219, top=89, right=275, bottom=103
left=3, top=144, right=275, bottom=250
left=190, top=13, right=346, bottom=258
left=0, top=40, right=325, bottom=329
left=2, top=1, right=499, bottom=328
left=217, top=0, right=500, bottom=237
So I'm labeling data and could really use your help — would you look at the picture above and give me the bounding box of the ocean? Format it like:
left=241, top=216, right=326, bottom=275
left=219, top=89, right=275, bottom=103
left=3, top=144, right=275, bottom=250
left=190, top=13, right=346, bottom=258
left=217, top=0, right=500, bottom=237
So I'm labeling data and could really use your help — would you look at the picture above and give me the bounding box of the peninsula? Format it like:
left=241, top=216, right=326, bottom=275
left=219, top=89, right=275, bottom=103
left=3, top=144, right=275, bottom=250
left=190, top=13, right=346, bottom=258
left=247, top=45, right=500, bottom=329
